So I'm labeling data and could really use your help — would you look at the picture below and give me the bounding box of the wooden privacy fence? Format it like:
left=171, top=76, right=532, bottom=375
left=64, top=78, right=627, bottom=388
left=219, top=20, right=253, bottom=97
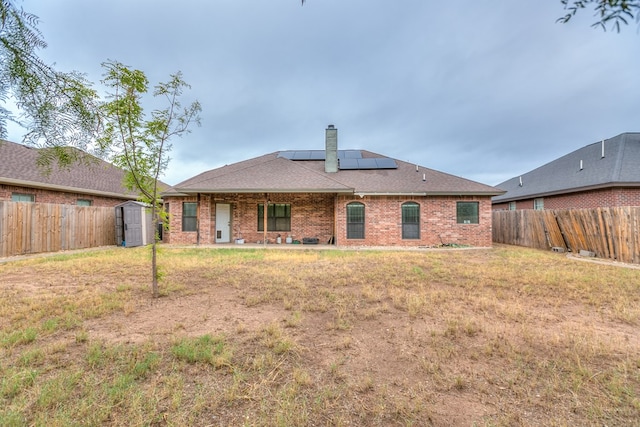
left=493, top=207, right=640, bottom=264
left=0, top=201, right=116, bottom=258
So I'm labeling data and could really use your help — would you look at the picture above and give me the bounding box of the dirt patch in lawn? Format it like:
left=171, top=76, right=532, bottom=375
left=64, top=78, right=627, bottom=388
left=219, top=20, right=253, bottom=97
left=2, top=245, right=639, bottom=426
left=85, top=288, right=498, bottom=425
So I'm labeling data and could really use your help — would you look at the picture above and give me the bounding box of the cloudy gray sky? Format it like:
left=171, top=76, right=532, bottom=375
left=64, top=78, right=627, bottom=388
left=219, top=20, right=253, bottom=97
left=10, top=0, right=640, bottom=187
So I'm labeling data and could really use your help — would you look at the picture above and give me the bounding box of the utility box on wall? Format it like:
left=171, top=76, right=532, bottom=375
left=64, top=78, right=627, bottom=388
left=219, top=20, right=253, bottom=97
left=115, top=201, right=155, bottom=247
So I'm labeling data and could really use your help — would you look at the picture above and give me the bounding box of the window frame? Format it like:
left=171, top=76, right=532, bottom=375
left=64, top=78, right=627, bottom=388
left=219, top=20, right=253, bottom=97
left=11, top=193, right=34, bottom=202
left=508, top=201, right=516, bottom=211
left=182, top=202, right=198, bottom=232
left=401, top=202, right=420, bottom=239
left=346, top=202, right=365, bottom=239
left=533, top=198, right=544, bottom=211
left=456, top=201, right=479, bottom=224
left=77, top=199, right=93, bottom=206
left=163, top=202, right=170, bottom=222
left=257, top=203, right=291, bottom=232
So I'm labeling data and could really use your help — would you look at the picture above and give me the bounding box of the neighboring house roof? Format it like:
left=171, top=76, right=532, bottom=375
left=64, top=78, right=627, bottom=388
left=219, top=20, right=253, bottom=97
left=493, top=132, right=640, bottom=203
left=1, top=139, right=141, bottom=199
left=167, top=149, right=503, bottom=197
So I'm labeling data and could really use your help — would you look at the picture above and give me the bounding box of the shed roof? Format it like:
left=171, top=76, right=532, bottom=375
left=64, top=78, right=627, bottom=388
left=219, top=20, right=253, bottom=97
left=493, top=132, right=640, bottom=203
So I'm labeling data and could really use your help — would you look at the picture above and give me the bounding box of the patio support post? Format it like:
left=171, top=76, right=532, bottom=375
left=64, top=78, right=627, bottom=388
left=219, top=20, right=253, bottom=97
left=263, top=193, right=268, bottom=246
left=196, top=192, right=200, bottom=245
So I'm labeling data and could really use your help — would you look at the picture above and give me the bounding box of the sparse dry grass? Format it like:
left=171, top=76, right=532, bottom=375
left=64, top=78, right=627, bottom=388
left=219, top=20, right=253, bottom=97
left=1, top=244, right=639, bottom=426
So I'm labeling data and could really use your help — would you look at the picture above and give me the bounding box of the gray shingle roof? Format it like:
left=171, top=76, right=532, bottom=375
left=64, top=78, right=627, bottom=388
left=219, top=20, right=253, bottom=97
left=168, top=149, right=503, bottom=196
left=492, top=132, right=640, bottom=202
left=0, top=139, right=138, bottom=198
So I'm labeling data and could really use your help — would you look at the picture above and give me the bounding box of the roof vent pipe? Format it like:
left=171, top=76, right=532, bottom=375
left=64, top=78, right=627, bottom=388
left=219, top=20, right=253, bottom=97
left=325, top=125, right=338, bottom=173
left=601, top=139, right=605, bottom=158
left=422, top=173, right=426, bottom=181
left=580, top=159, right=583, bottom=170
left=519, top=176, right=523, bottom=187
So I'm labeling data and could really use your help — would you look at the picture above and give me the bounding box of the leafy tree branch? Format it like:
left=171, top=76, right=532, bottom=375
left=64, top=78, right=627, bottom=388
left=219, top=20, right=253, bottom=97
left=1, top=0, right=100, bottom=166
left=558, top=0, right=640, bottom=31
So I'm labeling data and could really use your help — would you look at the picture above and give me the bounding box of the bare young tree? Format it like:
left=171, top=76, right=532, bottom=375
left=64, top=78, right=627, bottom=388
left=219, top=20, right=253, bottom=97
left=99, top=60, right=201, bottom=298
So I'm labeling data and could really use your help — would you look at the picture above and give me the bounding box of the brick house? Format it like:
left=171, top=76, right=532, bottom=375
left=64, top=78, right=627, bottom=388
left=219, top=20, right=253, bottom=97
left=163, top=126, right=504, bottom=247
left=492, top=132, right=640, bottom=211
left=0, top=139, right=138, bottom=207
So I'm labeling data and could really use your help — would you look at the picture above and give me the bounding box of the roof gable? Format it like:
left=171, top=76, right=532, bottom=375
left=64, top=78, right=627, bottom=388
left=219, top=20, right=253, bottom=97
left=172, top=153, right=353, bottom=193
left=0, top=139, right=148, bottom=198
left=170, top=149, right=502, bottom=196
left=493, top=132, right=640, bottom=202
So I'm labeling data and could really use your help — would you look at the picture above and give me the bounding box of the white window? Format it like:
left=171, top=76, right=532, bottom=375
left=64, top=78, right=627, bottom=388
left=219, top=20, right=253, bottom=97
left=11, top=193, right=34, bottom=202
left=533, top=198, right=544, bottom=210
left=508, top=201, right=516, bottom=211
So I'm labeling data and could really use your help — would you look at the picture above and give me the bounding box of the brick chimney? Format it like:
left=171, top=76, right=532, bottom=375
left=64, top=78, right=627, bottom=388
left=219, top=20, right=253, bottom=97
left=325, top=124, right=338, bottom=173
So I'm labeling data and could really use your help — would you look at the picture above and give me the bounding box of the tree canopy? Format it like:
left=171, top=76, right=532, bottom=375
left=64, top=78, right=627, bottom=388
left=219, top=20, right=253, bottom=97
left=0, top=0, right=100, bottom=165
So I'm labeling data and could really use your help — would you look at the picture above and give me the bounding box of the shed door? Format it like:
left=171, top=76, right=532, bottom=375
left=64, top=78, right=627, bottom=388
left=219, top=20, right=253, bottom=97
left=124, top=205, right=143, bottom=247
left=215, top=203, right=231, bottom=243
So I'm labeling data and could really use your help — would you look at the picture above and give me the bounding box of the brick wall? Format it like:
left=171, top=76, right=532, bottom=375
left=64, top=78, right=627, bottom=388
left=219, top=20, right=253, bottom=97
left=233, top=193, right=335, bottom=244
left=492, top=187, right=640, bottom=211
left=165, top=196, right=198, bottom=244
left=0, top=184, right=129, bottom=207
left=165, top=193, right=334, bottom=245
left=544, top=188, right=640, bottom=209
left=166, top=193, right=494, bottom=247
left=335, top=195, right=493, bottom=247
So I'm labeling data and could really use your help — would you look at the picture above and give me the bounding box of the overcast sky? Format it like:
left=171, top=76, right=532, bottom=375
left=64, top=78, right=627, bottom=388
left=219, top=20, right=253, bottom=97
left=9, top=0, right=640, bottom=187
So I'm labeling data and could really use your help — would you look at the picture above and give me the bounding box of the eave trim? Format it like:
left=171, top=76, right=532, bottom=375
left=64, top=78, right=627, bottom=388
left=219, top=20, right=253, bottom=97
left=491, top=182, right=639, bottom=203
left=1, top=177, right=133, bottom=200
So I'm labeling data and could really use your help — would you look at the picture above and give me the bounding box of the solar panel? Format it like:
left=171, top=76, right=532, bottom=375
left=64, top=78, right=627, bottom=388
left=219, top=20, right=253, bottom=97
left=338, top=157, right=398, bottom=170
left=292, top=151, right=312, bottom=160
left=277, top=151, right=295, bottom=159
left=374, top=158, right=398, bottom=169
left=278, top=150, right=320, bottom=160
left=338, top=158, right=359, bottom=169
left=278, top=150, right=397, bottom=169
left=278, top=150, right=364, bottom=160
left=342, top=150, right=362, bottom=159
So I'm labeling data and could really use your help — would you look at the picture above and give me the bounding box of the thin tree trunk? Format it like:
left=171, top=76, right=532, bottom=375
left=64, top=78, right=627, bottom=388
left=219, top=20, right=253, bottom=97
left=152, top=241, right=158, bottom=297
left=151, top=205, right=159, bottom=298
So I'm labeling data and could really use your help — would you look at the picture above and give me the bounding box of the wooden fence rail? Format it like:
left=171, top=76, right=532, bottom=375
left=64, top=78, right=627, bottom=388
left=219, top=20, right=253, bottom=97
left=0, top=201, right=116, bottom=258
left=493, top=207, right=640, bottom=264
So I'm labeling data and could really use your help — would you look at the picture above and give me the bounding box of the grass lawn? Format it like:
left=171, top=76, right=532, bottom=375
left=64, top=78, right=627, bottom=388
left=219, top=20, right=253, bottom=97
left=1, top=245, right=639, bottom=426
